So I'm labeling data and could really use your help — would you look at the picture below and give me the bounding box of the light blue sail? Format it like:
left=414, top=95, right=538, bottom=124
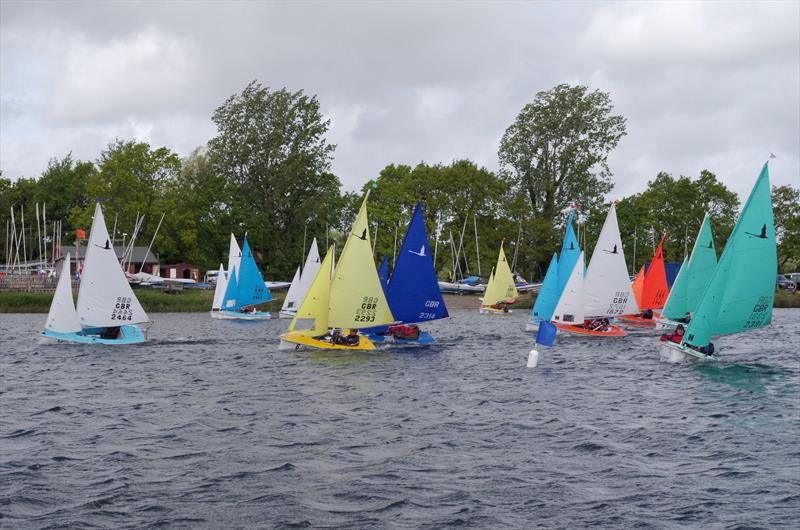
left=557, top=211, right=581, bottom=295
left=222, top=236, right=272, bottom=310
left=530, top=253, right=559, bottom=322
left=222, top=265, right=240, bottom=309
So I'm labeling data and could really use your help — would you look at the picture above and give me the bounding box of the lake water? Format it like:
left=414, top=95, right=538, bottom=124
left=1, top=309, right=798, bottom=528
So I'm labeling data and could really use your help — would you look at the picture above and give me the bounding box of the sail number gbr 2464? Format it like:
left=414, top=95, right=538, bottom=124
left=354, top=296, right=379, bottom=323
left=111, top=296, right=134, bottom=321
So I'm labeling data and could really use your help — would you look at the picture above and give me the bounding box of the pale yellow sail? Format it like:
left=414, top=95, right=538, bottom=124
left=288, top=245, right=334, bottom=337
left=329, top=191, right=395, bottom=328
left=481, top=242, right=518, bottom=306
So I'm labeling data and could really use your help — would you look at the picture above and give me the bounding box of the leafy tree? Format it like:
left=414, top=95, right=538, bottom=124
left=582, top=170, right=740, bottom=271
left=207, top=81, right=340, bottom=277
left=498, top=84, right=627, bottom=221
left=773, top=184, right=800, bottom=271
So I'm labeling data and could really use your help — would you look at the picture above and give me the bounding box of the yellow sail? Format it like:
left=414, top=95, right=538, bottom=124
left=481, top=242, right=518, bottom=306
left=288, top=245, right=334, bottom=337
left=329, top=191, right=395, bottom=328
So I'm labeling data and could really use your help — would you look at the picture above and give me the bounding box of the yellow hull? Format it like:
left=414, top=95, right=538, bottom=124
left=279, top=332, right=377, bottom=351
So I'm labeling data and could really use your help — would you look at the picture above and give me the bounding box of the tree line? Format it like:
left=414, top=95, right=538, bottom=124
left=2, top=82, right=798, bottom=279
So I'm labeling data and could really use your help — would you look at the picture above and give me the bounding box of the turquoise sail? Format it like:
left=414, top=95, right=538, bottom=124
left=377, top=255, right=390, bottom=296
left=684, top=163, right=776, bottom=348
left=530, top=253, right=559, bottom=322
left=686, top=214, right=717, bottom=311
left=661, top=256, right=689, bottom=320
left=557, top=211, right=581, bottom=295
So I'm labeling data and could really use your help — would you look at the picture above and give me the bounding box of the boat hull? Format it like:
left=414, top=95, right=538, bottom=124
left=554, top=322, right=627, bottom=337
left=41, top=324, right=146, bottom=345
left=659, top=340, right=718, bottom=362
left=279, top=332, right=377, bottom=351
left=525, top=319, right=540, bottom=332
left=211, top=310, right=271, bottom=320
left=618, top=312, right=661, bottom=328
left=278, top=310, right=296, bottom=319
left=367, top=330, right=436, bottom=346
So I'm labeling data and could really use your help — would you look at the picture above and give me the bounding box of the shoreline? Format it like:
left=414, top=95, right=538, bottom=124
left=1, top=290, right=797, bottom=313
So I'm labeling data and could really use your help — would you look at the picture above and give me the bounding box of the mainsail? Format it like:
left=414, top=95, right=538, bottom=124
left=530, top=253, right=559, bottom=322
left=76, top=203, right=148, bottom=327
left=661, top=256, right=690, bottom=319
left=328, top=192, right=395, bottom=329
left=685, top=213, right=718, bottom=311
left=384, top=202, right=448, bottom=324
left=227, top=234, right=242, bottom=282
left=557, top=211, right=581, bottom=295
left=683, top=162, right=776, bottom=349
left=639, top=235, right=669, bottom=309
left=583, top=204, right=639, bottom=317
left=211, top=263, right=227, bottom=310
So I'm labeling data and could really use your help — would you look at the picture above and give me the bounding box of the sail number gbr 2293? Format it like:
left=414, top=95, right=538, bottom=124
left=354, top=296, right=379, bottom=323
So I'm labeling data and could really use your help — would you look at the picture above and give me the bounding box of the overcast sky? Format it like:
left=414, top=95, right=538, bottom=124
left=1, top=0, right=798, bottom=201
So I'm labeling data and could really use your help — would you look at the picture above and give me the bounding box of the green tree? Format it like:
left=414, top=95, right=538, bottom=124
left=207, top=81, right=340, bottom=277
left=773, top=184, right=800, bottom=271
left=582, top=170, right=740, bottom=271
left=498, top=84, right=627, bottom=221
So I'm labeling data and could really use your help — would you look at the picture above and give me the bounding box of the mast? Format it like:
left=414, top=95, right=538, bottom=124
left=433, top=211, right=441, bottom=271
left=42, top=203, right=47, bottom=265
left=139, top=212, right=165, bottom=273
left=511, top=221, right=522, bottom=274
left=473, top=214, right=481, bottom=276
left=392, top=222, right=398, bottom=266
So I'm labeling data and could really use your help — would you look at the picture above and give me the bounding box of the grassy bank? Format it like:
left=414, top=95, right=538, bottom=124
left=0, top=289, right=797, bottom=313
left=0, top=288, right=287, bottom=313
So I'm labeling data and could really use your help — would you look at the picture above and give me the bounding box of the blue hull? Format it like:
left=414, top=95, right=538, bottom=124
left=367, top=330, right=436, bottom=346
left=42, top=325, right=146, bottom=345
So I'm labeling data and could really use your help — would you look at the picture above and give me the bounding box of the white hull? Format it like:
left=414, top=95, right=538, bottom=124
left=525, top=320, right=540, bottom=332
left=479, top=307, right=513, bottom=315
left=278, top=310, right=296, bottom=319
left=659, top=341, right=717, bottom=363
left=210, top=310, right=271, bottom=320
left=654, top=317, right=686, bottom=330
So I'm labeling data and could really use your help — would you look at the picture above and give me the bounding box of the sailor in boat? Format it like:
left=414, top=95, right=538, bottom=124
left=639, top=308, right=654, bottom=320
left=490, top=301, right=511, bottom=313
left=100, top=326, right=121, bottom=340
left=390, top=324, right=421, bottom=340
left=586, top=317, right=611, bottom=332
left=659, top=324, right=685, bottom=344
left=674, top=312, right=691, bottom=324
left=240, top=305, right=256, bottom=314
left=329, top=328, right=361, bottom=346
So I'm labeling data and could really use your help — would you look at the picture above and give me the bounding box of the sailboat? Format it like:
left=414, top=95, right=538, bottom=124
left=279, top=192, right=395, bottom=351
left=42, top=204, right=149, bottom=344
left=479, top=241, right=519, bottom=314
left=214, top=234, right=272, bottom=320
left=527, top=210, right=581, bottom=330
left=550, top=204, right=639, bottom=336
left=660, top=162, right=776, bottom=362
left=280, top=238, right=321, bottom=319
left=365, top=203, right=449, bottom=345
left=655, top=214, right=717, bottom=329
left=619, top=234, right=669, bottom=327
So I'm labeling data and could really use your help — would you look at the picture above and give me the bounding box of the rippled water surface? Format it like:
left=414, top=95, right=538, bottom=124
left=1, top=309, right=799, bottom=529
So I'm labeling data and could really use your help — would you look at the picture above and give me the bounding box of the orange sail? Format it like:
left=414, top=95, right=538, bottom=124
left=631, top=265, right=645, bottom=307
left=640, top=235, right=669, bottom=309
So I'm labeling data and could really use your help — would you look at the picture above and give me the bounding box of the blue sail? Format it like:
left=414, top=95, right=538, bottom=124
left=557, top=211, right=581, bottom=295
left=530, top=253, right=560, bottom=321
left=231, top=235, right=272, bottom=309
left=385, top=202, right=448, bottom=324
left=377, top=255, right=390, bottom=296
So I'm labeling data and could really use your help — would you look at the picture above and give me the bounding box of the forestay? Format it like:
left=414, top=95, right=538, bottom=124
left=76, top=203, right=149, bottom=327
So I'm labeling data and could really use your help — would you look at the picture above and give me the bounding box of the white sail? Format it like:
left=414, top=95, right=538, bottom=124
left=583, top=204, right=640, bottom=317
left=76, top=203, right=149, bottom=327
left=552, top=252, right=585, bottom=325
left=45, top=252, right=81, bottom=333
left=211, top=263, right=227, bottom=310
left=297, top=238, right=321, bottom=301
left=227, top=233, right=242, bottom=281
left=281, top=267, right=302, bottom=313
